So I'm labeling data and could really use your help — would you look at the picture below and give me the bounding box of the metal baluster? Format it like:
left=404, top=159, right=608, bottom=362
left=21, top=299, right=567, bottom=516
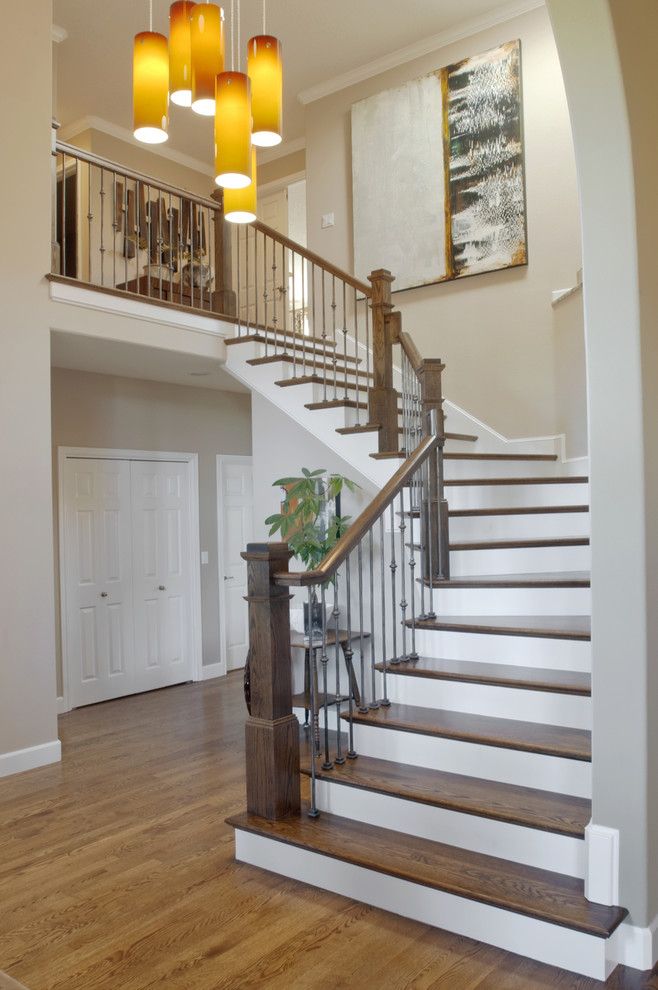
left=379, top=515, right=390, bottom=706
left=343, top=281, right=349, bottom=400
left=417, top=462, right=427, bottom=619
left=354, top=287, right=361, bottom=426
left=87, top=163, right=92, bottom=282
left=281, top=241, right=288, bottom=351
left=61, top=151, right=66, bottom=276
left=253, top=228, right=259, bottom=331
left=365, top=295, right=371, bottom=394
left=399, top=486, right=409, bottom=662
left=236, top=224, right=241, bottom=335
left=331, top=276, right=338, bottom=400
left=389, top=503, right=399, bottom=664
left=99, top=168, right=107, bottom=286
left=320, top=584, right=332, bottom=770
left=291, top=250, right=297, bottom=378
left=357, top=540, right=368, bottom=713
left=333, top=569, right=344, bottom=764
left=167, top=191, right=174, bottom=297
left=272, top=236, right=278, bottom=354
left=425, top=454, right=436, bottom=618
left=263, top=232, right=269, bottom=351
left=301, top=258, right=308, bottom=377
left=345, top=554, right=357, bottom=759
left=321, top=272, right=328, bottom=402
left=74, top=156, right=80, bottom=278
left=407, top=477, right=418, bottom=660
left=112, top=172, right=118, bottom=288
left=245, top=224, right=251, bottom=332
left=123, top=174, right=128, bottom=290
left=368, top=527, right=379, bottom=708
left=307, top=587, right=320, bottom=818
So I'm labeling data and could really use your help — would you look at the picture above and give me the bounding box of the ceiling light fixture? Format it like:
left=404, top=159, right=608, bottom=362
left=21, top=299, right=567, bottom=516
left=133, top=0, right=170, bottom=144
left=248, top=1, right=282, bottom=147
left=224, top=146, right=257, bottom=222
left=190, top=2, right=225, bottom=115
left=214, top=0, right=252, bottom=190
left=169, top=1, right=196, bottom=107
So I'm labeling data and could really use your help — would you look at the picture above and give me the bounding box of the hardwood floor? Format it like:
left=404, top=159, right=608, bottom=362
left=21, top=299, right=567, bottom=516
left=0, top=674, right=656, bottom=990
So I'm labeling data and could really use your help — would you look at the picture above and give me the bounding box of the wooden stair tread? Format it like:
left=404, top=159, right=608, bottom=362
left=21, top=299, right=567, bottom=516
left=425, top=571, right=591, bottom=588
left=247, top=351, right=362, bottom=367
left=344, top=703, right=591, bottom=761
left=370, top=450, right=406, bottom=460
left=445, top=476, right=589, bottom=487
left=410, top=614, right=591, bottom=641
left=225, top=330, right=336, bottom=349
left=300, top=753, right=591, bottom=836
left=306, top=399, right=404, bottom=413
left=444, top=452, right=558, bottom=462
left=228, top=807, right=625, bottom=937
left=375, top=657, right=591, bottom=695
left=448, top=536, right=590, bottom=551
left=336, top=423, right=381, bottom=435
left=449, top=505, right=590, bottom=517
left=276, top=374, right=373, bottom=390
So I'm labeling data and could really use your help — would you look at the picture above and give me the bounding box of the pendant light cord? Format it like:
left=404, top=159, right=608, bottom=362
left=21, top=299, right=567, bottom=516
left=263, top=0, right=266, bottom=35
left=230, top=0, right=235, bottom=71
left=237, top=0, right=241, bottom=70
left=149, top=0, right=153, bottom=32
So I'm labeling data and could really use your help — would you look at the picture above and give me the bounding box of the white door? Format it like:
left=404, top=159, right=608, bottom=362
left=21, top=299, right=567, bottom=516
left=131, top=460, right=194, bottom=691
left=63, top=458, right=135, bottom=707
left=218, top=457, right=254, bottom=670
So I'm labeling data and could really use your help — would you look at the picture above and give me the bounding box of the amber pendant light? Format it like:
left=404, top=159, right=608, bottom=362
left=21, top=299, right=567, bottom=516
left=224, top=146, right=257, bottom=222
left=169, top=1, right=196, bottom=107
left=191, top=3, right=225, bottom=116
left=214, top=0, right=252, bottom=189
left=247, top=4, right=282, bottom=149
left=133, top=0, right=169, bottom=144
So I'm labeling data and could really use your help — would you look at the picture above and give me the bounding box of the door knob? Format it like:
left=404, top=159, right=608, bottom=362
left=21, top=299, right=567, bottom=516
left=224, top=575, right=234, bottom=581
left=100, top=591, right=108, bottom=598
left=158, top=585, right=166, bottom=591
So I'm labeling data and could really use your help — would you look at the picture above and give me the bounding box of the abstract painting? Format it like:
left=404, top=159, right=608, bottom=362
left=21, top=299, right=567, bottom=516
left=350, top=40, right=527, bottom=291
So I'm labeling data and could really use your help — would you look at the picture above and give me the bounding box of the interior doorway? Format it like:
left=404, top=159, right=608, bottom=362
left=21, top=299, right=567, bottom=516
left=217, top=455, right=254, bottom=672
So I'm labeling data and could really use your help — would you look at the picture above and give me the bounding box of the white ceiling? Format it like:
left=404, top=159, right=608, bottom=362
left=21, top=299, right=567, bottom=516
left=51, top=331, right=249, bottom=393
left=53, top=0, right=526, bottom=163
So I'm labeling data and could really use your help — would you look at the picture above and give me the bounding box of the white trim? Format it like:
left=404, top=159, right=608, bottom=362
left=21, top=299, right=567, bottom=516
left=607, top=914, right=658, bottom=972
left=0, top=741, right=62, bottom=779
left=298, top=0, right=545, bottom=105
left=234, top=829, right=611, bottom=980
left=200, top=662, right=225, bottom=681
left=216, top=454, right=254, bottom=677
left=585, top=823, right=620, bottom=905
left=52, top=24, right=68, bottom=43
left=57, top=447, right=203, bottom=713
left=258, top=136, right=306, bottom=165
left=49, top=278, right=233, bottom=339
left=58, top=115, right=215, bottom=178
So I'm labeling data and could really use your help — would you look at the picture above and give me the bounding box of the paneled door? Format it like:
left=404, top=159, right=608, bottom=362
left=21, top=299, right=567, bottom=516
left=130, top=460, right=194, bottom=692
left=63, top=458, right=135, bottom=707
left=218, top=457, right=254, bottom=670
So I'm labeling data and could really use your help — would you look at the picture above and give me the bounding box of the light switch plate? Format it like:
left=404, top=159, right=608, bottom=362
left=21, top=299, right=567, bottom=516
left=321, top=212, right=335, bottom=229
left=201, top=551, right=209, bottom=565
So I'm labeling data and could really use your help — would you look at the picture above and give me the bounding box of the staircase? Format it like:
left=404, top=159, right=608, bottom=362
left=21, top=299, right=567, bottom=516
left=221, top=229, right=627, bottom=981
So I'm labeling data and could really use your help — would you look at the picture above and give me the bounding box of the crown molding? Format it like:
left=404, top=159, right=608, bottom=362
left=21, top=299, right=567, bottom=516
left=58, top=115, right=215, bottom=177
left=298, top=0, right=545, bottom=105
left=259, top=135, right=306, bottom=165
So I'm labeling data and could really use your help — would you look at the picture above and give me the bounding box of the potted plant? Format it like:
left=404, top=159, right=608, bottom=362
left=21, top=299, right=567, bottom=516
left=266, top=468, right=359, bottom=639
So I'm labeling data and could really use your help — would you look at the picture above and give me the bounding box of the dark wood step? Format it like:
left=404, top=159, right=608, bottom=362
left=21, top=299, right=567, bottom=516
left=445, top=476, right=589, bottom=488
left=276, top=373, right=373, bottom=390
left=305, top=398, right=404, bottom=414
left=225, top=330, right=335, bottom=349
left=444, top=452, right=558, bottom=462
left=410, top=614, right=591, bottom=642
left=247, top=351, right=362, bottom=368
left=375, top=657, right=591, bottom=695
left=336, top=423, right=382, bottom=435
left=425, top=571, right=591, bottom=588
left=227, top=807, right=625, bottom=937
left=449, top=504, right=590, bottom=517
left=370, top=450, right=406, bottom=460
left=448, top=537, right=590, bottom=551
left=344, top=703, right=591, bottom=761
left=300, top=753, right=591, bottom=836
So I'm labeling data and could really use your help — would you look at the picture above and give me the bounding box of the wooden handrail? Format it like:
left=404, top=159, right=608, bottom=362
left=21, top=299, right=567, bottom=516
left=253, top=219, right=372, bottom=298
left=274, top=434, right=438, bottom=588
left=399, top=329, right=423, bottom=374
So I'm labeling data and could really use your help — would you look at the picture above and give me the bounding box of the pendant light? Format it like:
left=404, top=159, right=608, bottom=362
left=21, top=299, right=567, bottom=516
left=224, top=146, right=257, bottom=223
left=133, top=0, right=169, bottom=144
left=248, top=2, right=282, bottom=147
left=214, top=0, right=252, bottom=189
left=191, top=3, right=225, bottom=116
left=169, top=1, right=196, bottom=107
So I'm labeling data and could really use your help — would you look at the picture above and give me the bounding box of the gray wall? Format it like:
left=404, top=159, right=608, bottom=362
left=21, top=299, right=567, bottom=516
left=51, top=368, right=252, bottom=693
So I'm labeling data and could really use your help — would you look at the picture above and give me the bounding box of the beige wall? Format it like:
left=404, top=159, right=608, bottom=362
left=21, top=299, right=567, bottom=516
left=553, top=288, right=587, bottom=459
left=0, top=2, right=59, bottom=758
left=51, top=368, right=252, bottom=693
left=259, top=149, right=306, bottom=189
left=304, top=6, right=583, bottom=439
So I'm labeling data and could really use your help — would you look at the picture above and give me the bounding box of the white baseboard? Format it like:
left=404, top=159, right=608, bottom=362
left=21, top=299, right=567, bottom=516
left=608, top=914, right=658, bottom=971
left=0, top=740, right=61, bottom=779
left=200, top=662, right=226, bottom=681
left=585, top=823, right=619, bottom=905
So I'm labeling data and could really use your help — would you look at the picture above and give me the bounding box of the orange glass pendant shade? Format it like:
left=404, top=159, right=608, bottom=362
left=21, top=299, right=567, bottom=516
left=214, top=72, right=252, bottom=189
left=191, top=3, right=224, bottom=116
left=133, top=32, right=170, bottom=144
left=169, top=1, right=196, bottom=107
left=247, top=35, right=282, bottom=147
left=224, top=147, right=257, bottom=223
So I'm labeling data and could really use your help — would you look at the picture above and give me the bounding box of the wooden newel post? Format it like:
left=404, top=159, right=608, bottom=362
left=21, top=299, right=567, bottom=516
left=241, top=542, right=301, bottom=820
left=368, top=269, right=399, bottom=453
left=417, top=359, right=450, bottom=582
left=211, top=188, right=237, bottom=317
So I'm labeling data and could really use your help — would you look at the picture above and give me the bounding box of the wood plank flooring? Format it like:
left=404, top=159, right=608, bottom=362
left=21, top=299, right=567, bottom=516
left=0, top=674, right=656, bottom=989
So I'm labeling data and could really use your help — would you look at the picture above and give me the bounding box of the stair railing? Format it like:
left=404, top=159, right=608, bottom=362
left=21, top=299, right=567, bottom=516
left=242, top=417, right=448, bottom=821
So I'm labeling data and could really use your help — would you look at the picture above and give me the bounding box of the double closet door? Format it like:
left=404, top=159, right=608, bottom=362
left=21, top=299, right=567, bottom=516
left=62, top=455, right=196, bottom=709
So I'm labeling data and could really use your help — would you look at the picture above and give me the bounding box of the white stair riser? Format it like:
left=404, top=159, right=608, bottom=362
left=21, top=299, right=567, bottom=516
left=445, top=482, right=589, bottom=511
left=449, top=544, right=591, bottom=576
left=445, top=459, right=563, bottom=480
left=351, top=722, right=591, bottom=797
left=446, top=512, right=590, bottom=542
left=428, top=585, right=591, bottom=615
left=383, top=673, right=591, bottom=729
left=314, top=778, right=586, bottom=878
left=234, top=831, right=612, bottom=980
left=413, top=628, right=591, bottom=671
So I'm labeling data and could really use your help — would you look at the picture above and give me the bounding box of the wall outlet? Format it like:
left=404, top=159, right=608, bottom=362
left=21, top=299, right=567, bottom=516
left=321, top=212, right=335, bottom=229
left=201, top=550, right=209, bottom=565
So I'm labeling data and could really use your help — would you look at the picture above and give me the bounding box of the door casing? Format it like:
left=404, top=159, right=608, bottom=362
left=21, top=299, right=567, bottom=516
left=216, top=454, right=254, bottom=675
